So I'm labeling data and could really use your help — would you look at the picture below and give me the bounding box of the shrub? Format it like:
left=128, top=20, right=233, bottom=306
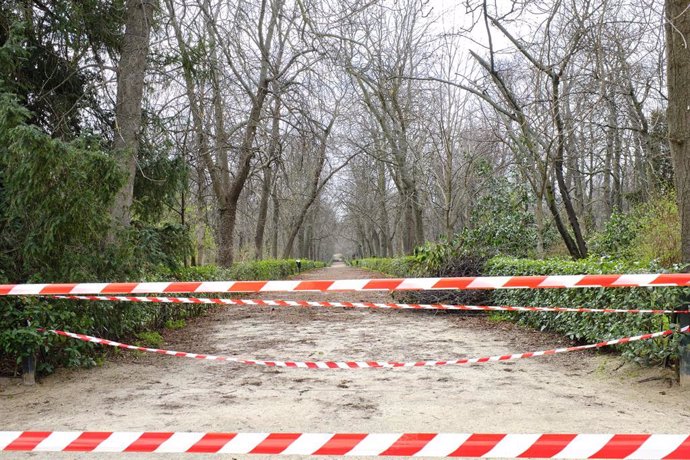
left=0, top=258, right=324, bottom=376
left=355, top=251, right=683, bottom=365
left=588, top=211, right=639, bottom=260
left=460, top=176, right=546, bottom=258
left=353, top=257, right=419, bottom=277
left=168, top=259, right=325, bottom=281
left=355, top=252, right=490, bottom=305
left=632, top=193, right=680, bottom=267
left=589, top=192, right=681, bottom=267
left=485, top=256, right=686, bottom=364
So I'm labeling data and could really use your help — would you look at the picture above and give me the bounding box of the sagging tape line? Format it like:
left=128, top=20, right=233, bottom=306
left=52, top=295, right=690, bottom=315
left=2, top=431, right=690, bottom=458
left=6, top=273, right=690, bottom=295
left=42, top=326, right=689, bottom=369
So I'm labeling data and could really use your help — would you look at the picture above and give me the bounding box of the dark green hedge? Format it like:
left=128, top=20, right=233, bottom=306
left=169, top=259, right=325, bottom=281
left=0, top=259, right=325, bottom=374
left=350, top=257, right=418, bottom=276
left=353, top=254, right=686, bottom=364
left=486, top=257, right=685, bottom=364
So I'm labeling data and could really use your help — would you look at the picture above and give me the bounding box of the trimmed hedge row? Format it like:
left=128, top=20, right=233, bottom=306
left=167, top=259, right=325, bottom=281
left=1, top=259, right=325, bottom=375
left=485, top=257, right=685, bottom=363
left=353, top=255, right=685, bottom=364
left=349, top=257, right=418, bottom=277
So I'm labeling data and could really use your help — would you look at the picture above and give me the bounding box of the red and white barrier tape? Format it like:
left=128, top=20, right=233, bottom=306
left=44, top=326, right=688, bottom=369
left=2, top=431, right=690, bottom=457
left=5, top=273, right=690, bottom=295
left=52, top=295, right=690, bottom=315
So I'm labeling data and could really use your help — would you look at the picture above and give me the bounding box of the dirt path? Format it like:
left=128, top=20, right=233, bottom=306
left=1, top=263, right=689, bottom=459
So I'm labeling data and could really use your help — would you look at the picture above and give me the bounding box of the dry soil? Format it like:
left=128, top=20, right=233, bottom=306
left=1, top=263, right=689, bottom=459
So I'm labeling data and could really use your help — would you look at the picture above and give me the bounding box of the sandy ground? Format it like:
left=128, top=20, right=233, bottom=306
left=1, top=263, right=689, bottom=459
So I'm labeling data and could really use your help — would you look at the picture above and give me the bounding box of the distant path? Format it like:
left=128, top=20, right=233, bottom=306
left=0, top=264, right=687, bottom=459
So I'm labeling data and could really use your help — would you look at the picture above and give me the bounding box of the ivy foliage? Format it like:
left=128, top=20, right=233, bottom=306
left=0, top=4, right=199, bottom=377
left=0, top=10, right=200, bottom=375
left=0, top=257, right=325, bottom=375
left=588, top=211, right=639, bottom=260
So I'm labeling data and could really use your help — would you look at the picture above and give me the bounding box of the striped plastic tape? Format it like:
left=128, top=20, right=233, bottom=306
left=4, top=273, right=690, bottom=295
left=44, top=326, right=688, bottom=369
left=52, top=295, right=689, bottom=315
left=1, top=431, right=690, bottom=458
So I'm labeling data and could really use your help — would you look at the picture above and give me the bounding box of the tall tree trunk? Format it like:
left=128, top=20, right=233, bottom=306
left=535, top=192, right=545, bottom=258
left=297, top=225, right=306, bottom=258
left=271, top=185, right=280, bottom=259
left=604, top=106, right=614, bottom=220
left=166, top=0, right=223, bottom=265
left=281, top=123, right=332, bottom=258
left=545, top=180, right=581, bottom=258
left=613, top=122, right=623, bottom=210
left=666, top=0, right=690, bottom=263
left=109, top=0, right=156, bottom=234
left=401, top=195, right=415, bottom=254
left=564, top=106, right=586, bottom=225
left=412, top=186, right=425, bottom=247
left=254, top=164, right=273, bottom=260
left=194, top=167, right=207, bottom=266
left=443, top=139, right=454, bottom=238
left=215, top=0, right=278, bottom=267
left=377, top=160, right=390, bottom=257
left=552, top=74, right=587, bottom=258
left=254, top=98, right=281, bottom=260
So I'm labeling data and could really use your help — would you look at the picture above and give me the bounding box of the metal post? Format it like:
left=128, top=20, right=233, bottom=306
left=22, top=354, right=36, bottom=386
left=22, top=318, right=36, bottom=386
left=679, top=303, right=690, bottom=386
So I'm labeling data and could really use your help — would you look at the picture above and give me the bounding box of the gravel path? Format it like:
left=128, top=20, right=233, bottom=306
left=1, top=263, right=688, bottom=459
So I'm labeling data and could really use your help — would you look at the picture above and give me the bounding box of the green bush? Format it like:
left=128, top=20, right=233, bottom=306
left=459, top=177, right=542, bottom=258
left=0, top=36, right=327, bottom=375
left=355, top=251, right=490, bottom=305
left=486, top=256, right=685, bottom=364
left=353, top=257, right=419, bottom=277
left=0, top=259, right=324, bottom=375
left=168, top=259, right=325, bottom=281
left=632, top=193, right=680, bottom=267
left=588, top=193, right=680, bottom=267
left=354, top=250, right=683, bottom=365
left=588, top=211, right=639, bottom=260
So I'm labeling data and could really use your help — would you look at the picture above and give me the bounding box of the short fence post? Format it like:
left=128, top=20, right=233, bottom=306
left=22, top=354, right=36, bottom=386
left=679, top=304, right=690, bottom=386
left=21, top=318, right=36, bottom=386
